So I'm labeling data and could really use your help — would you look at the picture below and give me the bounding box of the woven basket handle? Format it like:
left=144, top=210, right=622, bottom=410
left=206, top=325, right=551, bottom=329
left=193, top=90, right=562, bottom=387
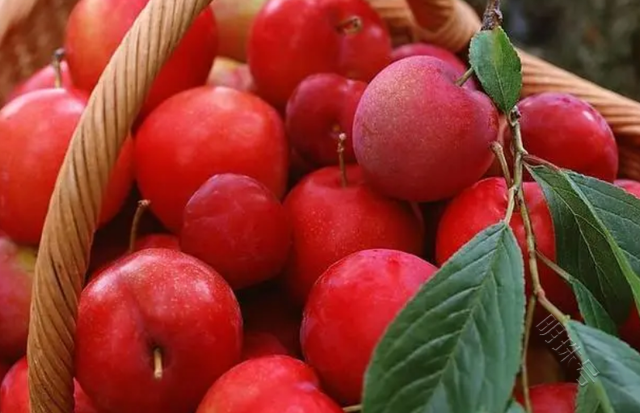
left=26, top=0, right=212, bottom=412
left=404, top=0, right=640, bottom=147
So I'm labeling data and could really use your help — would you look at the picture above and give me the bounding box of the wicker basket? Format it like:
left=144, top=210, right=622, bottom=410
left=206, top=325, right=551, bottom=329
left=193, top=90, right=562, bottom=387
left=1, top=0, right=640, bottom=411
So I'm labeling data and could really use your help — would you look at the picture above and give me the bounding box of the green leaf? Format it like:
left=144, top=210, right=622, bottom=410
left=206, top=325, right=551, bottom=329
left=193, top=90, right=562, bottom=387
left=568, top=172, right=640, bottom=322
left=505, top=400, right=525, bottom=413
left=576, top=382, right=606, bottom=413
left=362, top=222, right=525, bottom=413
left=468, top=27, right=522, bottom=114
left=566, top=320, right=640, bottom=412
left=570, top=278, right=617, bottom=336
left=528, top=166, right=634, bottom=324
left=535, top=253, right=616, bottom=335
left=569, top=172, right=640, bottom=275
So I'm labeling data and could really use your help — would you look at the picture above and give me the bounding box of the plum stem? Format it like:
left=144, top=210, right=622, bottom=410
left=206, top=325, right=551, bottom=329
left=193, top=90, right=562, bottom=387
left=520, top=296, right=536, bottom=413
left=337, top=133, right=349, bottom=188
left=509, top=108, right=542, bottom=299
left=455, top=68, right=474, bottom=87
left=523, top=154, right=562, bottom=171
left=504, top=186, right=516, bottom=224
left=343, top=405, right=362, bottom=412
left=153, top=348, right=163, bottom=380
left=336, top=16, right=363, bottom=35
left=536, top=250, right=573, bottom=283
left=508, top=109, right=537, bottom=413
left=51, top=48, right=65, bottom=89
left=491, top=141, right=512, bottom=186
left=507, top=106, right=569, bottom=413
left=129, top=199, right=151, bottom=253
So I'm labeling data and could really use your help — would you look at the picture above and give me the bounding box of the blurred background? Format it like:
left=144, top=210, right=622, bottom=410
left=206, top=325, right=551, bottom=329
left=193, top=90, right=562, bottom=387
left=466, top=0, right=640, bottom=100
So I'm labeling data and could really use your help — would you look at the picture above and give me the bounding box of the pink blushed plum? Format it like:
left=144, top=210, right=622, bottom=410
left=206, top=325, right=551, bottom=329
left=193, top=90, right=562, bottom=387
left=391, top=42, right=478, bottom=89
left=353, top=56, right=499, bottom=202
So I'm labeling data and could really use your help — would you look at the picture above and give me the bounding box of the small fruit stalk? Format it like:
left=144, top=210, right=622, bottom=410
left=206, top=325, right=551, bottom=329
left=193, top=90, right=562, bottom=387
left=459, top=2, right=566, bottom=411
left=463, top=1, right=608, bottom=411
left=6, top=48, right=75, bottom=101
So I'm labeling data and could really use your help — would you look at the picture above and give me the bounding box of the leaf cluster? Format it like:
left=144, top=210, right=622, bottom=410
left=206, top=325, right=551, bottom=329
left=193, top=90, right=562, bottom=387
left=362, top=8, right=640, bottom=413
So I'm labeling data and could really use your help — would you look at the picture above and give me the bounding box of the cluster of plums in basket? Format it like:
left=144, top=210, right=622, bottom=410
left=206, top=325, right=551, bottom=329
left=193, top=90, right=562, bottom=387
left=0, top=0, right=638, bottom=412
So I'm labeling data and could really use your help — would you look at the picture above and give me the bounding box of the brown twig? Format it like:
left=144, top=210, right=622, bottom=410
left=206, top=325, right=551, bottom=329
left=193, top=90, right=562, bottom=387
left=520, top=297, right=537, bottom=413
left=481, top=0, right=503, bottom=31
left=491, top=141, right=513, bottom=186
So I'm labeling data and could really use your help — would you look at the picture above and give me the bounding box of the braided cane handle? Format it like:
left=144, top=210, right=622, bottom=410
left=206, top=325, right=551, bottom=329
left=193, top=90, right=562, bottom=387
left=26, top=0, right=213, bottom=412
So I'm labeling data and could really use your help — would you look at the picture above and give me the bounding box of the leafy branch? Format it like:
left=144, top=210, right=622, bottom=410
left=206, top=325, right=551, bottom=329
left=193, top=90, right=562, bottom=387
left=505, top=107, right=569, bottom=413
left=467, top=3, right=571, bottom=412
left=361, top=0, right=640, bottom=412
left=454, top=0, right=502, bottom=87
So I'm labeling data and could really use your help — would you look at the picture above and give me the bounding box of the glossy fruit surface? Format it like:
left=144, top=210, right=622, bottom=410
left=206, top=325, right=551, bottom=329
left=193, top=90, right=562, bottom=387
left=286, top=73, right=366, bottom=166
left=207, top=57, right=255, bottom=92
left=65, top=0, right=218, bottom=117
left=75, top=249, right=242, bottom=413
left=7, top=62, right=74, bottom=101
left=507, top=92, right=618, bottom=182
left=0, top=89, right=134, bottom=245
left=391, top=42, right=477, bottom=89
left=353, top=56, right=499, bottom=202
left=515, top=383, right=577, bottom=413
left=301, top=249, right=438, bottom=404
left=135, top=86, right=289, bottom=233
left=248, top=0, right=392, bottom=108
left=0, top=358, right=98, bottom=413
left=615, top=179, right=640, bottom=198
left=282, top=165, right=424, bottom=304
left=241, top=331, right=291, bottom=360
left=196, top=355, right=342, bottom=413
left=181, top=173, right=292, bottom=290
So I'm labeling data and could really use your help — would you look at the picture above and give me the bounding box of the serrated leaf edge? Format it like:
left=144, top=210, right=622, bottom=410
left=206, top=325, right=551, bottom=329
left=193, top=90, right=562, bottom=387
left=567, top=322, right=618, bottom=413
left=363, top=223, right=525, bottom=413
left=528, top=166, right=639, bottom=319
left=469, top=27, right=523, bottom=114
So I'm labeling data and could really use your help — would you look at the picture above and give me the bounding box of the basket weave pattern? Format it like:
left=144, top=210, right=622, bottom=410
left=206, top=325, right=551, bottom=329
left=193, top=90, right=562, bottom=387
left=1, top=0, right=640, bottom=412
